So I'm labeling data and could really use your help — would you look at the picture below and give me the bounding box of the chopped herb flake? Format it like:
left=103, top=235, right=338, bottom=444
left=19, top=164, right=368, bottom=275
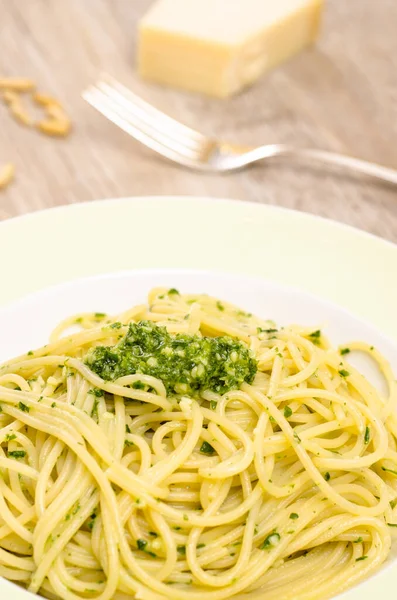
left=88, top=388, right=104, bottom=397
left=200, top=441, right=215, bottom=455
left=261, top=533, right=281, bottom=550
left=18, top=402, right=30, bottom=413
left=309, top=330, right=321, bottom=344
left=364, top=427, right=370, bottom=444
left=293, top=431, right=301, bottom=444
left=284, top=406, right=293, bottom=418
left=340, top=348, right=351, bottom=355
left=338, top=369, right=350, bottom=378
left=289, top=513, right=299, bottom=520
left=87, top=510, right=97, bottom=531
left=137, top=539, right=147, bottom=551
left=309, top=330, right=321, bottom=338
left=132, top=380, right=145, bottom=390
left=8, top=450, right=26, bottom=459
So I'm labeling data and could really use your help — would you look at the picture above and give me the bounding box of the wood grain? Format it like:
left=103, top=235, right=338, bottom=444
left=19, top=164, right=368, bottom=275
left=0, top=0, right=396, bottom=241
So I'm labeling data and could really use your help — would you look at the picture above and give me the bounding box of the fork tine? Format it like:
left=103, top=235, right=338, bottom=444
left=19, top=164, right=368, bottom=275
left=96, top=81, right=204, bottom=155
left=100, top=73, right=206, bottom=146
left=83, top=86, right=208, bottom=167
left=89, top=81, right=208, bottom=159
left=95, top=81, right=203, bottom=155
left=86, top=85, right=205, bottom=160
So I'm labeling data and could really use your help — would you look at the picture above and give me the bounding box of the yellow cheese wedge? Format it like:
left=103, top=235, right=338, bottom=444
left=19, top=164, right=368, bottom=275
left=138, top=0, right=324, bottom=98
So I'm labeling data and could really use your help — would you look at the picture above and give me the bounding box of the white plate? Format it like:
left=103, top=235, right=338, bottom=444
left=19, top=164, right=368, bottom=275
left=1, top=268, right=397, bottom=600
left=0, top=196, right=397, bottom=600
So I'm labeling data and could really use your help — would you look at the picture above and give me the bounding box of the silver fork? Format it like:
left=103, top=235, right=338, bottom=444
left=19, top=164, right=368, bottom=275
left=83, top=74, right=397, bottom=185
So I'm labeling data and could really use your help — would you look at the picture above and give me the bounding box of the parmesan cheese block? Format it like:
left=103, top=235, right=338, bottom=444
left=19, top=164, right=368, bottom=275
left=138, top=0, right=324, bottom=98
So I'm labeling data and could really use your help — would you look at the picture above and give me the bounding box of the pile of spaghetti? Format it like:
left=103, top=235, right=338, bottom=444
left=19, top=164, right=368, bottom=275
left=0, top=288, right=396, bottom=600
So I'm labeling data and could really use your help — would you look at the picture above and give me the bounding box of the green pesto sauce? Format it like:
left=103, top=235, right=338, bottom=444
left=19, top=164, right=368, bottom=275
left=85, top=320, right=257, bottom=395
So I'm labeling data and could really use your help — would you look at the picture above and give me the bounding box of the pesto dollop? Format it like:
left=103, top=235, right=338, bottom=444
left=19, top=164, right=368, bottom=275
left=85, top=320, right=257, bottom=395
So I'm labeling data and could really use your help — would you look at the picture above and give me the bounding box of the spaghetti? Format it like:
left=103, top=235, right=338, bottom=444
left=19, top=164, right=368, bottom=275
left=0, top=288, right=396, bottom=600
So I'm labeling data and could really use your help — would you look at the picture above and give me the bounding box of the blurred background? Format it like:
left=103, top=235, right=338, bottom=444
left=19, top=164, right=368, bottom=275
left=0, top=0, right=396, bottom=241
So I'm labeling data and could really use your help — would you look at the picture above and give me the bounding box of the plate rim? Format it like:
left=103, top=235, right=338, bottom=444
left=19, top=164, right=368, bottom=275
left=1, top=266, right=397, bottom=600
left=1, top=194, right=397, bottom=253
left=1, top=195, right=397, bottom=599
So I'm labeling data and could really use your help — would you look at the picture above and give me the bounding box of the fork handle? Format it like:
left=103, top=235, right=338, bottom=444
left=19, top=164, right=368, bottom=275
left=249, top=145, right=397, bottom=186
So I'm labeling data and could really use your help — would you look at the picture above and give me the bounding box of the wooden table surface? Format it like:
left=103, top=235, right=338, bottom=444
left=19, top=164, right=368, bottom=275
left=1, top=0, right=397, bottom=241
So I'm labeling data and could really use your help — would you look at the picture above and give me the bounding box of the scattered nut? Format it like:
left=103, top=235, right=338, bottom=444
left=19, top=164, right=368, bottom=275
left=10, top=104, right=33, bottom=126
left=45, top=104, right=67, bottom=120
left=33, top=92, right=61, bottom=107
left=0, top=78, right=72, bottom=191
left=37, top=118, right=71, bottom=137
left=2, top=89, right=33, bottom=125
left=0, top=163, right=15, bottom=190
left=2, top=90, right=19, bottom=104
left=36, top=99, right=72, bottom=136
left=1, top=78, right=72, bottom=139
left=35, top=98, right=72, bottom=136
left=0, top=78, right=35, bottom=91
